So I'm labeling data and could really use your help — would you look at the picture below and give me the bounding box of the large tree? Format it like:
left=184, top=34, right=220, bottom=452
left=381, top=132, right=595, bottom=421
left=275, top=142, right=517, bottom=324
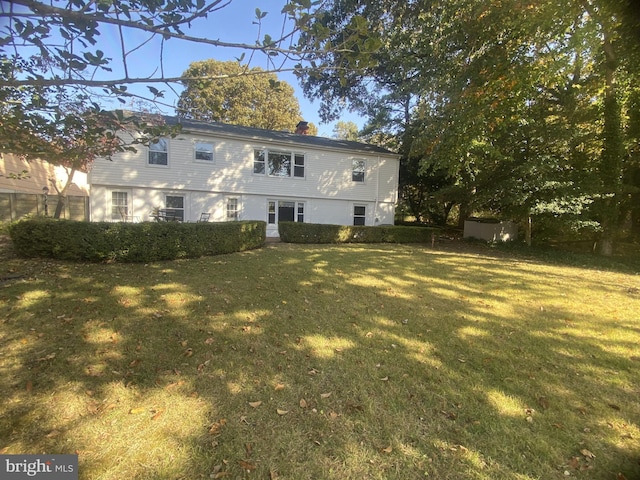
left=1, top=0, right=376, bottom=215
left=178, top=60, right=303, bottom=131
left=0, top=0, right=371, bottom=164
left=299, top=0, right=640, bottom=252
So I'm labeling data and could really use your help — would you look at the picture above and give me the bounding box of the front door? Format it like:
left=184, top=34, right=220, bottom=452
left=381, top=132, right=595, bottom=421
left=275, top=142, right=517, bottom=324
left=267, top=200, right=303, bottom=237
left=278, top=201, right=295, bottom=222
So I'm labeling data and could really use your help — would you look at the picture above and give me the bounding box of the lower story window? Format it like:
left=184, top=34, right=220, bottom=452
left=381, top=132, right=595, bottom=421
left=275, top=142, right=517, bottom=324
left=165, top=195, right=184, bottom=221
left=353, top=205, right=366, bottom=226
left=227, top=198, right=239, bottom=221
left=111, top=191, right=128, bottom=221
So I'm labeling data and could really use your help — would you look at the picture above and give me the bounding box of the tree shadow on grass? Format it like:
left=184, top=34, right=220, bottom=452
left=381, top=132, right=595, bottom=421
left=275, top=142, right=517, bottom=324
left=0, top=242, right=639, bottom=479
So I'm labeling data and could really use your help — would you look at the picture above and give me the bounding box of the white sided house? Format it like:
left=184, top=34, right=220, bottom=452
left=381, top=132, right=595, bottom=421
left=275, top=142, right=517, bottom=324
left=89, top=117, right=400, bottom=237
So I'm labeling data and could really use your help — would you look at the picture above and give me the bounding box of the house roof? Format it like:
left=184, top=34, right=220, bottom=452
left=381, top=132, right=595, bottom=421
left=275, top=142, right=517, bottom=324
left=163, top=116, right=398, bottom=158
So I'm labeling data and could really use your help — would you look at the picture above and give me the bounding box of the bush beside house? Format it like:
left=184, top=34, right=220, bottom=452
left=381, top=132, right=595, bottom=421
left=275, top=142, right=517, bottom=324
left=8, top=218, right=266, bottom=262
left=278, top=221, right=438, bottom=244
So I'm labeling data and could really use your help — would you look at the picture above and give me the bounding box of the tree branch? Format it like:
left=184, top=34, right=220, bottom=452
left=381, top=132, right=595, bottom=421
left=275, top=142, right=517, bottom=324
left=6, top=0, right=303, bottom=55
left=0, top=65, right=365, bottom=88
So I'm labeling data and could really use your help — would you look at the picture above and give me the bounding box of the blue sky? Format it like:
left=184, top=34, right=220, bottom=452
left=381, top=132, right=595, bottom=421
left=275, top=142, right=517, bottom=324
left=95, top=0, right=359, bottom=137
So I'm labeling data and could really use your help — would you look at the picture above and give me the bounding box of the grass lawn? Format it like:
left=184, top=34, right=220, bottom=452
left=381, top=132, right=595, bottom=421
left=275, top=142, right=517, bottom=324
left=0, top=238, right=639, bottom=479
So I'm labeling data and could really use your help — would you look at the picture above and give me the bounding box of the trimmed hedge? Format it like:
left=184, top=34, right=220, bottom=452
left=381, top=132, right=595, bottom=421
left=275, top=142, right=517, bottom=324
left=8, top=218, right=266, bottom=262
left=278, top=221, right=439, bottom=244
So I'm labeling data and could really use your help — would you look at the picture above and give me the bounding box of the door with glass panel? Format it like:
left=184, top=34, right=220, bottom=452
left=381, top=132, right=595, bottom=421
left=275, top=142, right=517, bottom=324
left=267, top=200, right=304, bottom=237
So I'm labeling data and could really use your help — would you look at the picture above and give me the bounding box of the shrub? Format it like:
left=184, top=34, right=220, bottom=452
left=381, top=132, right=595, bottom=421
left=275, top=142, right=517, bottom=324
left=8, top=218, right=266, bottom=262
left=278, top=221, right=439, bottom=244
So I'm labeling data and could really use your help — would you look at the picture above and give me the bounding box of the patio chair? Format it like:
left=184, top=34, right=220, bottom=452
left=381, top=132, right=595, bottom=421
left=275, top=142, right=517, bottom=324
left=197, top=212, right=210, bottom=222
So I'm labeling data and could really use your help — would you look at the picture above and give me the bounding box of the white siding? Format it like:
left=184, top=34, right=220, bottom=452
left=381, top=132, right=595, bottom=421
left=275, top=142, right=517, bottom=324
left=89, top=129, right=399, bottom=233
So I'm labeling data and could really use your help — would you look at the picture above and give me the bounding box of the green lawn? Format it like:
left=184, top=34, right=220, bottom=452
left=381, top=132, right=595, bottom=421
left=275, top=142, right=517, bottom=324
left=0, top=240, right=638, bottom=479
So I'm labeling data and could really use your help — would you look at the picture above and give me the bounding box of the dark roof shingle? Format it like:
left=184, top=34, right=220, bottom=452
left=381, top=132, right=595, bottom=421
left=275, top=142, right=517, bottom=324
left=164, top=116, right=397, bottom=157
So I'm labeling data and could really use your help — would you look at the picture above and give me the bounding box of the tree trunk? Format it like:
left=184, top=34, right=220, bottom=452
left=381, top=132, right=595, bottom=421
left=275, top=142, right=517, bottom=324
left=52, top=168, right=76, bottom=220
left=585, top=1, right=623, bottom=256
left=457, top=203, right=471, bottom=229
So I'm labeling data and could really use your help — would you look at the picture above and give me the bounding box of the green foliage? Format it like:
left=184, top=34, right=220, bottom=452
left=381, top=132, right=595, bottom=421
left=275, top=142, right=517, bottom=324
left=0, top=0, right=332, bottom=171
left=177, top=60, right=303, bottom=131
left=332, top=121, right=360, bottom=141
left=278, top=221, right=438, bottom=244
left=300, top=0, right=640, bottom=251
left=8, top=218, right=265, bottom=263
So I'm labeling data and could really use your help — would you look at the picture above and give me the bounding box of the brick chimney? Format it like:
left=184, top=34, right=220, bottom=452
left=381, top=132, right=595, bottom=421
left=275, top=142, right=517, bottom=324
left=295, top=121, right=309, bottom=135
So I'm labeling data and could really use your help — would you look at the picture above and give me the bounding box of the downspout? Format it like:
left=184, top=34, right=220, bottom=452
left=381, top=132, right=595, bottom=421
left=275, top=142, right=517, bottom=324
left=375, top=156, right=380, bottom=225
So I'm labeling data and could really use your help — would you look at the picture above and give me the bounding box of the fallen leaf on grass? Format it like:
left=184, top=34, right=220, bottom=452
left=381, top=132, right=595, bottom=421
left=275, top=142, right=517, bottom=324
left=274, top=383, right=285, bottom=391
left=151, top=409, right=164, bottom=421
left=380, top=376, right=389, bottom=381
left=45, top=430, right=61, bottom=438
left=276, top=408, right=289, bottom=416
left=320, top=392, right=332, bottom=398
left=440, top=410, right=457, bottom=420
left=299, top=399, right=308, bottom=408
left=165, top=380, right=185, bottom=389
left=248, top=401, right=263, bottom=408
left=580, top=449, right=595, bottom=459
left=209, top=419, right=227, bottom=435
left=238, top=460, right=256, bottom=471
left=129, top=359, right=141, bottom=368
left=183, top=348, right=193, bottom=357
left=129, top=407, right=147, bottom=415
left=381, top=445, right=393, bottom=453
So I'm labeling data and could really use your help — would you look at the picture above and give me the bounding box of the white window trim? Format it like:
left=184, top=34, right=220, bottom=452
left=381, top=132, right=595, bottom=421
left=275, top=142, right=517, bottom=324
left=226, top=197, right=240, bottom=221
left=267, top=199, right=305, bottom=225
left=253, top=148, right=306, bottom=179
left=110, top=190, right=131, bottom=222
left=194, top=140, right=215, bottom=163
left=164, top=192, right=186, bottom=221
left=352, top=158, right=367, bottom=184
left=148, top=137, right=169, bottom=168
left=353, top=203, right=367, bottom=226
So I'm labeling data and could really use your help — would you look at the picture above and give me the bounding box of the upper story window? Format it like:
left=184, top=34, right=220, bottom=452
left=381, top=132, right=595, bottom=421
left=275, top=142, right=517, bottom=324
left=294, top=154, right=305, bottom=178
left=149, top=138, right=168, bottom=166
left=195, top=142, right=214, bottom=162
left=268, top=151, right=291, bottom=177
left=254, top=149, right=305, bottom=178
left=352, top=159, right=366, bottom=183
